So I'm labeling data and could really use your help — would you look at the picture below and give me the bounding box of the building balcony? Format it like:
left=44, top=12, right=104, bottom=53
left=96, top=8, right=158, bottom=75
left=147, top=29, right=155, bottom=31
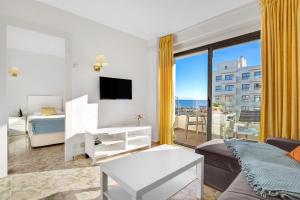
left=215, top=89, right=236, bottom=95
left=249, top=88, right=261, bottom=94
left=240, top=77, right=250, bottom=82
left=249, top=76, right=262, bottom=82
left=240, top=100, right=261, bottom=107
left=240, top=88, right=251, bottom=94
left=220, top=78, right=236, bottom=84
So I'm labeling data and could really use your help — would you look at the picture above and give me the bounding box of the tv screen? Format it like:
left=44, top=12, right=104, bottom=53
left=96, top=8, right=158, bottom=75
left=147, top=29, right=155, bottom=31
left=100, top=77, right=132, bottom=99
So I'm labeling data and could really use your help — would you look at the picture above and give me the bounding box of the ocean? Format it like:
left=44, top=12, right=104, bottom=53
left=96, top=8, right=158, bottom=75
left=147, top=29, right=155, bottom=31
left=175, top=99, right=208, bottom=109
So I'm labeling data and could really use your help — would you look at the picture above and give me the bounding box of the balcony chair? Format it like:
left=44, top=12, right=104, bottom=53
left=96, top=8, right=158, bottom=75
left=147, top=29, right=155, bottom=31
left=234, top=110, right=260, bottom=139
left=185, top=110, right=207, bottom=139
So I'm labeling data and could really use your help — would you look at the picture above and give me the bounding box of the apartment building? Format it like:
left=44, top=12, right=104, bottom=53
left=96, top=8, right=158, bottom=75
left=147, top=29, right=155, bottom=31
left=212, top=56, right=262, bottom=113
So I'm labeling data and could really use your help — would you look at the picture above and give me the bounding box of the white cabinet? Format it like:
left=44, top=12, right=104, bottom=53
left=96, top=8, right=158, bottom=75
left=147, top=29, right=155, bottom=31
left=8, top=117, right=26, bottom=135
left=85, top=126, right=151, bottom=164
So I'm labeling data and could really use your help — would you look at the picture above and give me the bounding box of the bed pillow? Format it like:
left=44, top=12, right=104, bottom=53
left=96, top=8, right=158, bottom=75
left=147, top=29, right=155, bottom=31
left=41, top=107, right=57, bottom=116
left=288, top=146, right=300, bottom=163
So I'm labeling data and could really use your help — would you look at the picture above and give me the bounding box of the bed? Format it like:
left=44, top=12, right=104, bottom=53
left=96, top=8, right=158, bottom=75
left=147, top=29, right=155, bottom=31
left=27, top=96, right=65, bottom=147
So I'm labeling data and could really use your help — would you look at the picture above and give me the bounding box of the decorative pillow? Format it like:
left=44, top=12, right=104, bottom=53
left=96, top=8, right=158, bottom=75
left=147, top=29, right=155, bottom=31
left=41, top=107, right=57, bottom=116
left=288, top=146, right=300, bottom=163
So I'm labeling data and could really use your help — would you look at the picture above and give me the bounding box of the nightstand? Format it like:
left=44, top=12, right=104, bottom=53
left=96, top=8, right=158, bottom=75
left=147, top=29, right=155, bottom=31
left=8, top=116, right=26, bottom=135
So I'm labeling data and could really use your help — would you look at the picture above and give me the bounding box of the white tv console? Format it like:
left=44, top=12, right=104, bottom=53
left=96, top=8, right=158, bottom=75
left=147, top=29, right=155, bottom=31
left=85, top=126, right=151, bottom=164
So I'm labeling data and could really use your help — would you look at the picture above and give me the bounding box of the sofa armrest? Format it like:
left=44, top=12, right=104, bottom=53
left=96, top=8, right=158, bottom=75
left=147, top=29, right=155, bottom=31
left=266, top=137, right=300, bottom=152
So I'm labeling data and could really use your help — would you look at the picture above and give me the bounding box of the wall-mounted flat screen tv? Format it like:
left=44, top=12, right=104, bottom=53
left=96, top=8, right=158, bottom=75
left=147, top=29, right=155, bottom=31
left=100, top=76, right=132, bottom=99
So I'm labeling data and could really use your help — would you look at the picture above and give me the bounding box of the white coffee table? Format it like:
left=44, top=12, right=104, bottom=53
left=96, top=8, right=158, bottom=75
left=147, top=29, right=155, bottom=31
left=100, top=145, right=204, bottom=200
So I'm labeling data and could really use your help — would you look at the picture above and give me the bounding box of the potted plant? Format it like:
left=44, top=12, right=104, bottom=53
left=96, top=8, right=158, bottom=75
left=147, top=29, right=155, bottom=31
left=137, top=114, right=144, bottom=126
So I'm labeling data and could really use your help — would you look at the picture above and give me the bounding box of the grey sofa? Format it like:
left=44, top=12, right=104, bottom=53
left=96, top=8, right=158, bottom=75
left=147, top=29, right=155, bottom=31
left=195, top=137, right=300, bottom=200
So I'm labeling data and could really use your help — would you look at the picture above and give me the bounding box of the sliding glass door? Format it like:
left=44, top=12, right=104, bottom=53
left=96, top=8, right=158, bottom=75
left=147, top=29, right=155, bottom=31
left=174, top=51, right=208, bottom=148
left=211, top=40, right=261, bottom=141
left=174, top=32, right=261, bottom=145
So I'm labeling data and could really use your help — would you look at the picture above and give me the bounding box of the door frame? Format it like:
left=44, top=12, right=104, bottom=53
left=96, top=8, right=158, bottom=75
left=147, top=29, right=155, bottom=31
left=174, top=31, right=261, bottom=141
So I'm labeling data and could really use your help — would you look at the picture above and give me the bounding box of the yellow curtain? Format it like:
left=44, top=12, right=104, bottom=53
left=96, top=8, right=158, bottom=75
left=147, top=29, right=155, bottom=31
left=260, top=0, right=300, bottom=141
left=159, top=34, right=174, bottom=144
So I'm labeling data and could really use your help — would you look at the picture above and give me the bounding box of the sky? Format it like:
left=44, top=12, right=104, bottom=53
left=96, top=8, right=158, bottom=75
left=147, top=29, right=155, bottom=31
left=175, top=40, right=261, bottom=100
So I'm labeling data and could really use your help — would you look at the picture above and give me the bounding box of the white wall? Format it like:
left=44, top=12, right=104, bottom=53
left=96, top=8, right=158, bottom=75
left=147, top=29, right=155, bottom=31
left=173, top=2, right=261, bottom=53
left=146, top=39, right=159, bottom=141
left=0, top=0, right=148, bottom=126
left=7, top=25, right=65, bottom=58
left=0, top=21, right=8, bottom=178
left=6, top=25, right=66, bottom=116
left=6, top=48, right=65, bottom=115
left=65, top=95, right=98, bottom=160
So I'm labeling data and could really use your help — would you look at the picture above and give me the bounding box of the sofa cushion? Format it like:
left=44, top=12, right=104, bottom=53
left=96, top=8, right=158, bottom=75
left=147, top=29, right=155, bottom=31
left=196, top=139, right=240, bottom=174
left=288, top=146, right=300, bottom=163
left=218, top=173, right=281, bottom=200
left=204, top=164, right=238, bottom=192
left=266, top=137, right=300, bottom=152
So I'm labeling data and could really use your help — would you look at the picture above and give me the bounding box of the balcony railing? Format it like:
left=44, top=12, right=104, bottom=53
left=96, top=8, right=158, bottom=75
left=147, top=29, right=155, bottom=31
left=215, top=88, right=236, bottom=94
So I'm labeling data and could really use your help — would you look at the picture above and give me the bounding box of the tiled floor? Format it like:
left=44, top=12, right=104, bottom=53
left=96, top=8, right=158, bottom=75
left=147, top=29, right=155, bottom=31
left=174, top=129, right=207, bottom=148
left=8, top=135, right=92, bottom=174
left=1, top=134, right=221, bottom=200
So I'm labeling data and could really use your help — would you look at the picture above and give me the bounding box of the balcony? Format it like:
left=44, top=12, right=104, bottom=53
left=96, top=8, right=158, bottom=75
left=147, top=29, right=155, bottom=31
left=215, top=88, right=236, bottom=95
left=249, top=76, right=262, bottom=82
left=215, top=75, right=237, bottom=84
left=249, top=88, right=262, bottom=94
left=174, top=113, right=207, bottom=148
left=240, top=100, right=261, bottom=107
left=174, top=109, right=260, bottom=148
left=221, top=78, right=236, bottom=84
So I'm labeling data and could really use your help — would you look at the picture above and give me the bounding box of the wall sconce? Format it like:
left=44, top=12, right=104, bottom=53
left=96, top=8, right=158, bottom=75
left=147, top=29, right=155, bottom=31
left=93, top=54, right=109, bottom=72
left=9, top=67, right=20, bottom=77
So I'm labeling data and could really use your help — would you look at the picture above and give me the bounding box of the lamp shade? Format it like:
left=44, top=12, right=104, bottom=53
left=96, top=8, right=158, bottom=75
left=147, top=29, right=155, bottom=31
left=9, top=67, right=20, bottom=77
left=93, top=54, right=109, bottom=72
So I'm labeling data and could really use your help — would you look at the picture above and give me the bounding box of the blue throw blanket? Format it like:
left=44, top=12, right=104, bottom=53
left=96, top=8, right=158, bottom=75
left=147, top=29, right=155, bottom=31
left=31, top=118, right=65, bottom=134
left=225, top=139, right=300, bottom=200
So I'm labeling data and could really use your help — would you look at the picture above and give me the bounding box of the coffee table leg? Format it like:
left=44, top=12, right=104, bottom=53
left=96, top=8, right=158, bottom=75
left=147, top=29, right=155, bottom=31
left=101, top=170, right=108, bottom=200
left=196, top=160, right=204, bottom=199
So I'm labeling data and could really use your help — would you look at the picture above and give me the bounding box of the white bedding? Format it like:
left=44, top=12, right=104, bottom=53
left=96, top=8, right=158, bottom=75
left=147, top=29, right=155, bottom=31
left=27, top=114, right=65, bottom=121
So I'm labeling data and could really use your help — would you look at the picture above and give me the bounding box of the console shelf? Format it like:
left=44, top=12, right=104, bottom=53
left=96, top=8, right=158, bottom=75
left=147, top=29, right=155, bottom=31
left=96, top=139, right=124, bottom=146
left=85, top=126, right=151, bottom=164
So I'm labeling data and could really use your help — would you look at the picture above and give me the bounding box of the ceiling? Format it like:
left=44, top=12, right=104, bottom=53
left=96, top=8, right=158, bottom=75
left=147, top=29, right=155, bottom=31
left=36, top=0, right=256, bottom=40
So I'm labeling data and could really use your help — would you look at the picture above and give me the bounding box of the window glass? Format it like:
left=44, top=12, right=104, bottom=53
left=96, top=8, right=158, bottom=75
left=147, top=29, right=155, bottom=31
left=210, top=39, right=262, bottom=141
left=254, top=71, right=262, bottom=77
left=215, top=85, right=222, bottom=91
left=242, top=95, right=250, bottom=101
left=174, top=51, right=208, bottom=147
left=225, top=85, right=234, bottom=91
left=216, top=75, right=222, bottom=81
left=254, top=83, right=261, bottom=90
left=225, top=74, right=234, bottom=80
left=254, top=95, right=261, bottom=102
left=242, top=84, right=250, bottom=91
left=242, top=72, right=250, bottom=80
